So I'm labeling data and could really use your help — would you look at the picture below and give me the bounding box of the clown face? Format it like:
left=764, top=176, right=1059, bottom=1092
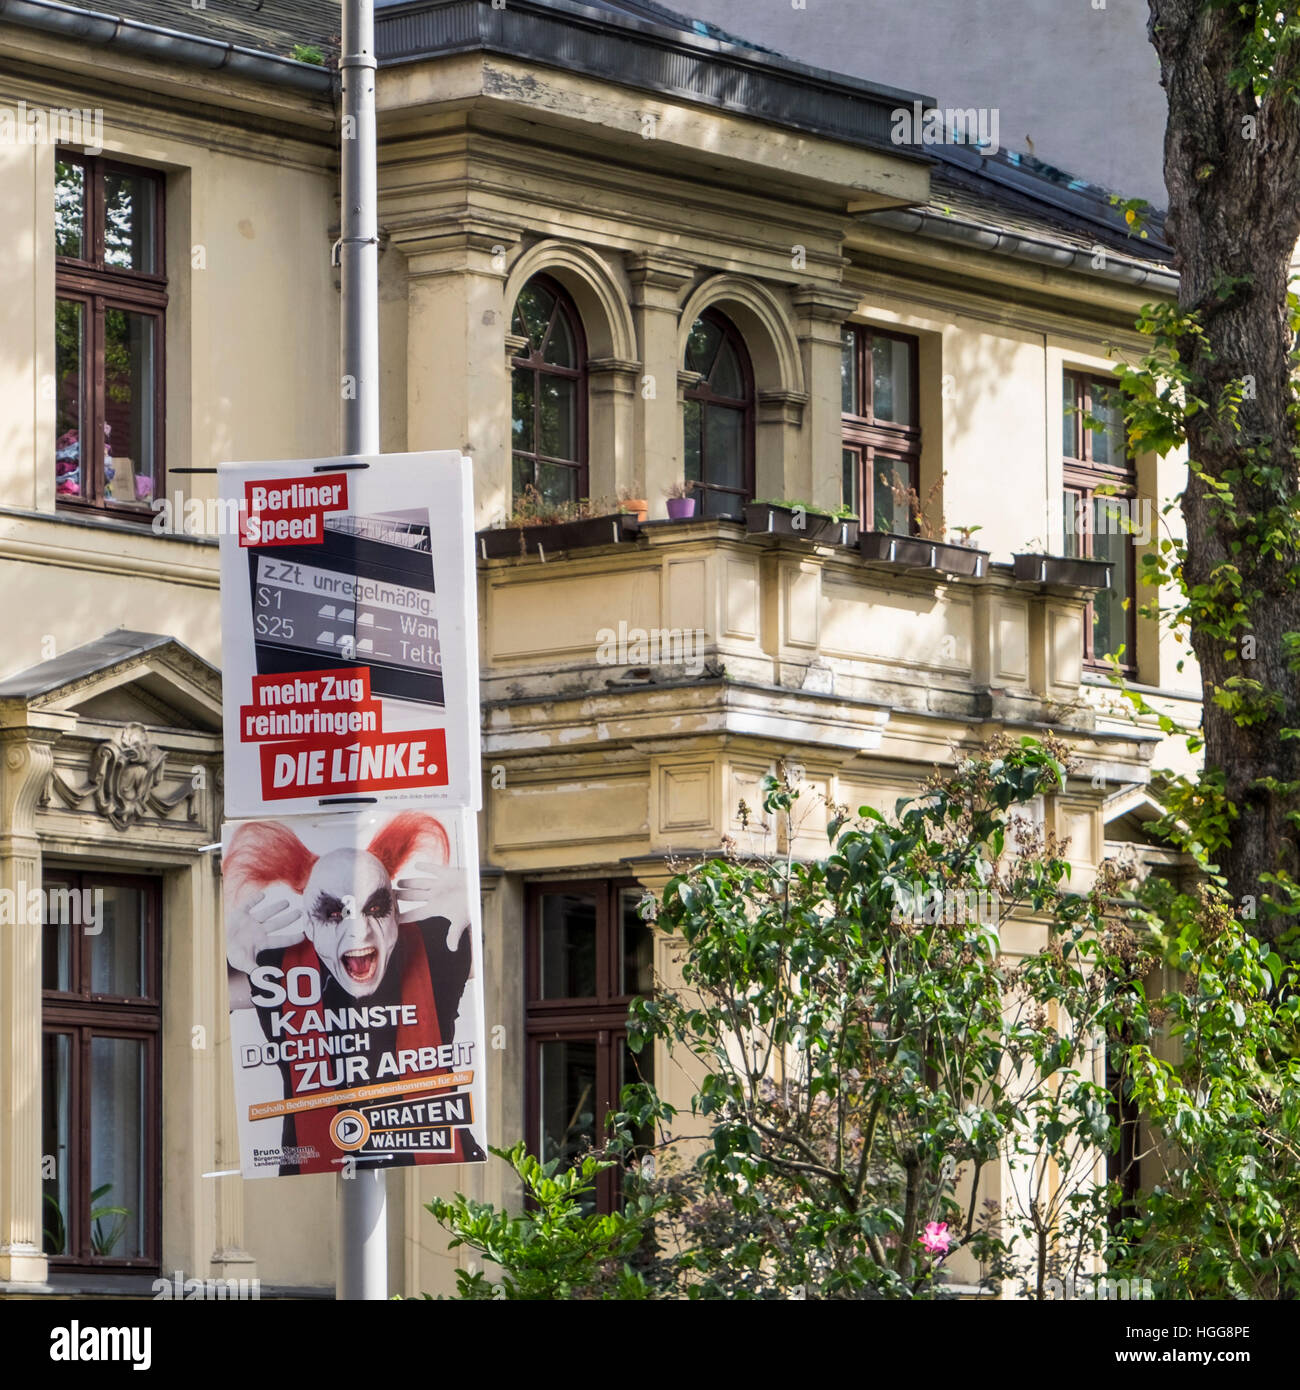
left=302, top=848, right=399, bottom=997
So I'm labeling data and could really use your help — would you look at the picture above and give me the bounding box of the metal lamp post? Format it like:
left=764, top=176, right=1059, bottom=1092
left=337, top=0, right=386, bottom=1302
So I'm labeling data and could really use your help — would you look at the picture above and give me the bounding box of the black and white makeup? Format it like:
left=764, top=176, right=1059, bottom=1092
left=303, top=848, right=400, bottom=998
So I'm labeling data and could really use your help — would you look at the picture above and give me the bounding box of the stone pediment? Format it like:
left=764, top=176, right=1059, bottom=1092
left=0, top=629, right=221, bottom=734
left=0, top=631, right=223, bottom=836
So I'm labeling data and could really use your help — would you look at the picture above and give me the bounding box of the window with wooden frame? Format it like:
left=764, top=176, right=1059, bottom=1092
left=54, top=152, right=166, bottom=518
left=525, top=880, right=655, bottom=1215
left=1062, top=370, right=1137, bottom=672
left=41, top=873, right=161, bottom=1270
left=683, top=309, right=755, bottom=519
left=841, top=324, right=920, bottom=533
left=511, top=275, right=588, bottom=508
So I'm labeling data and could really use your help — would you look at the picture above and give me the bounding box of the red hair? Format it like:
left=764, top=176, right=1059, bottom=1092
left=224, top=821, right=318, bottom=903
left=367, top=811, right=450, bottom=876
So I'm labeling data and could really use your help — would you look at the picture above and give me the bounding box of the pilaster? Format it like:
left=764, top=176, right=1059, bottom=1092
left=628, top=254, right=694, bottom=518
left=397, top=216, right=521, bottom=529
left=0, top=727, right=59, bottom=1283
left=792, top=283, right=860, bottom=512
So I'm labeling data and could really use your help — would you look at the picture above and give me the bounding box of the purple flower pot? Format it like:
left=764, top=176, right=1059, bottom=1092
left=666, top=496, right=697, bottom=520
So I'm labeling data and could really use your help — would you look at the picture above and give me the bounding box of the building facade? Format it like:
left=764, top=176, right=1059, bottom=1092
left=0, top=0, right=1193, bottom=1297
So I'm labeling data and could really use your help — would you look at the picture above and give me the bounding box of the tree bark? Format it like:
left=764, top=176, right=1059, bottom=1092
left=1149, top=0, right=1300, bottom=939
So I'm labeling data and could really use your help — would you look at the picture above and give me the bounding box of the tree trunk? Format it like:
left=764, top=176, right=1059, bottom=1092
left=1149, top=0, right=1300, bottom=939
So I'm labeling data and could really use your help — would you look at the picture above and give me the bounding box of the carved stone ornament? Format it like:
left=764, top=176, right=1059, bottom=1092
left=47, top=722, right=195, bottom=831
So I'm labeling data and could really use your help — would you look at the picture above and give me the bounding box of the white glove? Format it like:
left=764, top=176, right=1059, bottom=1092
left=227, top=889, right=306, bottom=975
left=393, top=857, right=472, bottom=954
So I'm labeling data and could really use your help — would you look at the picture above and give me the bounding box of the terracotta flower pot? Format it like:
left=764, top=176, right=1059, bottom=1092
left=621, top=498, right=649, bottom=522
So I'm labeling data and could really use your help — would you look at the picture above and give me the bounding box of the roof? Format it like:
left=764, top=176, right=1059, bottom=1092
left=0, top=0, right=1173, bottom=272
left=0, top=630, right=216, bottom=699
left=39, top=0, right=341, bottom=63
left=526, top=0, right=786, bottom=55
left=918, top=151, right=1172, bottom=271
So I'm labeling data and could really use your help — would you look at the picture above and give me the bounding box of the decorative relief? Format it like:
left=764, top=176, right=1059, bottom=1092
left=46, top=723, right=196, bottom=831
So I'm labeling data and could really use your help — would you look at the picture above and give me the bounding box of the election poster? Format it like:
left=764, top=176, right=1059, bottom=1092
left=218, top=453, right=479, bottom=819
left=223, top=806, right=487, bottom=1178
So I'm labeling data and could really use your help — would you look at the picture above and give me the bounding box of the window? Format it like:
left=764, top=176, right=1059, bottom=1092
left=683, top=310, right=754, bottom=518
left=841, top=325, right=920, bottom=533
left=41, top=873, right=161, bottom=1270
left=55, top=153, right=166, bottom=516
left=525, top=881, right=655, bottom=1214
left=1062, top=370, right=1137, bottom=671
left=511, top=276, right=587, bottom=507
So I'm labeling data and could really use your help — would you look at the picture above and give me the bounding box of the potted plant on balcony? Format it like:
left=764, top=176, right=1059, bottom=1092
left=1012, top=548, right=1113, bottom=588
left=476, top=485, right=641, bottom=558
left=665, top=480, right=697, bottom=520
left=858, top=473, right=989, bottom=577
left=618, top=484, right=649, bottom=523
left=743, top=498, right=859, bottom=546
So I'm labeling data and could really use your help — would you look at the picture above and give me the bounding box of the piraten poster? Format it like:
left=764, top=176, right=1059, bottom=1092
left=218, top=453, right=479, bottom=818
left=223, top=807, right=487, bottom=1178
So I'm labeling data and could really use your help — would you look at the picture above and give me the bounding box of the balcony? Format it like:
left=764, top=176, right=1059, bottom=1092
left=475, top=519, right=1151, bottom=871
left=479, top=517, right=1098, bottom=722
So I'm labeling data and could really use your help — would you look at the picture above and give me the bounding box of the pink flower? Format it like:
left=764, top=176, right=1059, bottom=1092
left=919, top=1222, right=951, bottom=1255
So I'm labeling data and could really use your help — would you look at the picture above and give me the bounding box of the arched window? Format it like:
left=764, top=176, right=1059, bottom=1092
left=511, top=276, right=587, bottom=507
left=683, top=309, right=754, bottom=518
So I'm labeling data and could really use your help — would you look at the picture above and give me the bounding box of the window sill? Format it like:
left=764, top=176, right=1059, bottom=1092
left=3, top=504, right=217, bottom=547
left=1081, top=673, right=1201, bottom=702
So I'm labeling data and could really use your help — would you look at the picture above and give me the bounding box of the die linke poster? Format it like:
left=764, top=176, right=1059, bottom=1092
left=223, top=808, right=487, bottom=1178
left=218, top=453, right=479, bottom=819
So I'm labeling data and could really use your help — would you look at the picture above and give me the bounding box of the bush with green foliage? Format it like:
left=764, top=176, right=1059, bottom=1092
left=421, top=1142, right=660, bottom=1300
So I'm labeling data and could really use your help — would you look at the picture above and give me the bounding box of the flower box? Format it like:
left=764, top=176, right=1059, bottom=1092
left=476, top=513, right=641, bottom=559
left=930, top=540, right=989, bottom=578
left=1012, top=553, right=1113, bottom=588
left=859, top=531, right=989, bottom=576
left=859, top=531, right=935, bottom=566
left=744, top=502, right=858, bottom=546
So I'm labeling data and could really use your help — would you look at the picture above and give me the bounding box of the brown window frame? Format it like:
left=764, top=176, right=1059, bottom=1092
left=41, top=870, right=162, bottom=1272
left=1063, top=370, right=1138, bottom=674
left=524, top=878, right=653, bottom=1215
left=683, top=308, right=756, bottom=519
left=510, top=273, right=589, bottom=506
left=55, top=150, right=167, bottom=522
left=841, top=324, right=921, bottom=533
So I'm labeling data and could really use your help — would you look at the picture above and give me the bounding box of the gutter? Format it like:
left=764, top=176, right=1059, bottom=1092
left=0, top=0, right=335, bottom=95
left=861, top=205, right=1179, bottom=293
left=373, top=0, right=935, bottom=161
